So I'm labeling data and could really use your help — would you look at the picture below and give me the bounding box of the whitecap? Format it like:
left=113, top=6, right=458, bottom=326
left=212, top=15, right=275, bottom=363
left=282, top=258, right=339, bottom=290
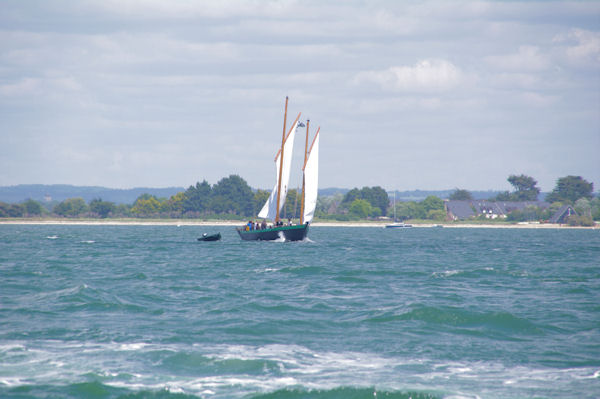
left=0, top=377, right=24, bottom=387
left=432, top=270, right=460, bottom=278
left=46, top=235, right=58, bottom=239
left=118, top=343, right=148, bottom=351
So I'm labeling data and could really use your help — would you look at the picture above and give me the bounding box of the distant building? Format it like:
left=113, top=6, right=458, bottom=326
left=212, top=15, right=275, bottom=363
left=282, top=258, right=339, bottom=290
left=445, top=200, right=550, bottom=220
left=445, top=200, right=581, bottom=225
left=44, top=194, right=52, bottom=202
left=549, top=205, right=577, bottom=224
left=445, top=200, right=477, bottom=220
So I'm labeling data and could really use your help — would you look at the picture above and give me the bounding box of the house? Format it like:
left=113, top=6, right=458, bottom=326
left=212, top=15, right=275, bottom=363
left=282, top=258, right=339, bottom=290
left=445, top=200, right=477, bottom=220
left=549, top=205, right=577, bottom=224
left=445, top=200, right=550, bottom=220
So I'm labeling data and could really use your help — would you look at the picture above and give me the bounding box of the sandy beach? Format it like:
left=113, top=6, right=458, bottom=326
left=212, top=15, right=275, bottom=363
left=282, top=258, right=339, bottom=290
left=0, top=219, right=597, bottom=229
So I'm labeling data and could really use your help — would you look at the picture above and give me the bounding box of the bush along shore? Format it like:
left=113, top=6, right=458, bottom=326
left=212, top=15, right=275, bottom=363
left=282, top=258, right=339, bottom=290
left=1, top=174, right=598, bottom=227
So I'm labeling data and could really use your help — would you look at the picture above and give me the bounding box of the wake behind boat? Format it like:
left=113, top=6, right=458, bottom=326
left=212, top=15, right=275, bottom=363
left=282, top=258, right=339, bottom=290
left=236, top=97, right=320, bottom=242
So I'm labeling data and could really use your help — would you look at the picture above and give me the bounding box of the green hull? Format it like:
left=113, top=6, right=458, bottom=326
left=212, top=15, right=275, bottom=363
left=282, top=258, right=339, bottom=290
left=236, top=224, right=309, bottom=241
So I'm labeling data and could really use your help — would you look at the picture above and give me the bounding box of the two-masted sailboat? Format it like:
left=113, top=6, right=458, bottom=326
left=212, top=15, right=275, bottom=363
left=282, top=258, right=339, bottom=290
left=236, top=97, right=320, bottom=241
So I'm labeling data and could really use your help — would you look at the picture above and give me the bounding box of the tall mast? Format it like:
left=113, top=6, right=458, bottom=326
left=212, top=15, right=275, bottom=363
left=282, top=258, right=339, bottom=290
left=393, top=191, right=396, bottom=222
left=300, top=119, right=310, bottom=224
left=275, top=97, right=288, bottom=223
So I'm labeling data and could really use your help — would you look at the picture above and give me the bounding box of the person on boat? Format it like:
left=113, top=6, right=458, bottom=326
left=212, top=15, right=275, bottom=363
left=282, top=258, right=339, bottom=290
left=261, top=220, right=267, bottom=229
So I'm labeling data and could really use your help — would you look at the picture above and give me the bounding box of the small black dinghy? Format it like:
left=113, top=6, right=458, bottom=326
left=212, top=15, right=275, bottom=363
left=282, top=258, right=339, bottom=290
left=198, top=233, right=221, bottom=242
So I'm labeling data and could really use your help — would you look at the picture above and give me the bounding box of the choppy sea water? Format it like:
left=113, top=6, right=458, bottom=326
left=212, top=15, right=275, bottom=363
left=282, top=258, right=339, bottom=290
left=0, top=225, right=599, bottom=399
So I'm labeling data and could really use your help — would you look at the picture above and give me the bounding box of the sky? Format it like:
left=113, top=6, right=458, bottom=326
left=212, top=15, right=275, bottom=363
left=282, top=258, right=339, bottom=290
left=1, top=0, right=599, bottom=193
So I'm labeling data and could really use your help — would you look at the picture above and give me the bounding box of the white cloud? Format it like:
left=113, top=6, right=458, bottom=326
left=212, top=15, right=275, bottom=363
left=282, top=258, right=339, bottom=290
left=485, top=46, right=550, bottom=72
left=0, top=0, right=598, bottom=191
left=555, top=29, right=600, bottom=67
left=354, top=59, right=462, bottom=92
left=519, top=92, right=559, bottom=107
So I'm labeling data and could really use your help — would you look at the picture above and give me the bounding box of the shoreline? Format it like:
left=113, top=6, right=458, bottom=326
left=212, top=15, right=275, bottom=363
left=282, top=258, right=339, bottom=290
left=0, top=219, right=597, bottom=229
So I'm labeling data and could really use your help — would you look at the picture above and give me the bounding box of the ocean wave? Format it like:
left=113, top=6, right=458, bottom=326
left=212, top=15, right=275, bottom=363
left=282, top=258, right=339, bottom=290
left=0, top=340, right=598, bottom=398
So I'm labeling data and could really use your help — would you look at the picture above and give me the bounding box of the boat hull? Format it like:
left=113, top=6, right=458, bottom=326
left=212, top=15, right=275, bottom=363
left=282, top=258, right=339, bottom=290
left=198, top=233, right=221, bottom=241
left=236, top=224, right=309, bottom=241
left=385, top=223, right=413, bottom=228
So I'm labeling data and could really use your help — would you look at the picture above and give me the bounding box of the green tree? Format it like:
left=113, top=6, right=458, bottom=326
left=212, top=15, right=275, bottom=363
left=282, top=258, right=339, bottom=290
left=183, top=181, right=212, bottom=213
left=574, top=198, right=592, bottom=219
left=362, top=186, right=389, bottom=216
left=341, top=188, right=361, bottom=207
left=341, top=186, right=388, bottom=216
left=427, top=209, right=446, bottom=221
left=508, top=174, right=540, bottom=201
left=89, top=198, right=116, bottom=218
left=394, top=201, right=413, bottom=221
left=211, top=175, right=254, bottom=215
left=163, top=192, right=186, bottom=215
left=54, top=198, right=88, bottom=217
left=421, top=196, right=444, bottom=214
left=0, top=202, right=25, bottom=217
left=315, top=193, right=343, bottom=217
left=449, top=189, right=473, bottom=201
left=494, top=174, right=541, bottom=201
left=348, top=199, right=373, bottom=219
left=546, top=176, right=594, bottom=204
left=591, top=197, right=600, bottom=221
left=131, top=195, right=161, bottom=216
left=23, top=199, right=43, bottom=216
left=55, top=198, right=87, bottom=217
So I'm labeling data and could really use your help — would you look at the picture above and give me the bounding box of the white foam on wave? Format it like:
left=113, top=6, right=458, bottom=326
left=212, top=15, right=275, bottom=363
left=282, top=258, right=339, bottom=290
left=432, top=270, right=461, bottom=278
left=2, top=340, right=598, bottom=397
left=80, top=240, right=95, bottom=244
left=118, top=342, right=148, bottom=351
left=46, top=235, right=59, bottom=240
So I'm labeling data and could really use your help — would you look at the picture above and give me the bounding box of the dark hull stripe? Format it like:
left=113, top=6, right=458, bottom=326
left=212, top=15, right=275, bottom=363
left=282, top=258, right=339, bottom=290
left=236, top=224, right=309, bottom=241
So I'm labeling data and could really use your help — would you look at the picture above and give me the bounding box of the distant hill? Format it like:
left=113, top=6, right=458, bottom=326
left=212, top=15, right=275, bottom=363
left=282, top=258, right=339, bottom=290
left=391, top=189, right=504, bottom=201
left=318, top=188, right=504, bottom=201
left=0, top=184, right=541, bottom=205
left=0, top=184, right=185, bottom=204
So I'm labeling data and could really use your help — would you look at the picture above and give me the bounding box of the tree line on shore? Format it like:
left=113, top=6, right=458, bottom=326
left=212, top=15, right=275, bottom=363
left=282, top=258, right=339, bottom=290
left=1, top=174, right=598, bottom=224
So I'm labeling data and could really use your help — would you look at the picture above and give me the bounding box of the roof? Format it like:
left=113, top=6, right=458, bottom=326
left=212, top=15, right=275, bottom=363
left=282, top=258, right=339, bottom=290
left=445, top=200, right=550, bottom=220
left=445, top=200, right=476, bottom=219
left=549, top=205, right=576, bottom=224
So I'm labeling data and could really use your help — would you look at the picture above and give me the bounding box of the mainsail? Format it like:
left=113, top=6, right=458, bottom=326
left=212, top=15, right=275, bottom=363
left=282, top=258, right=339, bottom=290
left=302, top=130, right=319, bottom=223
left=257, top=120, right=298, bottom=220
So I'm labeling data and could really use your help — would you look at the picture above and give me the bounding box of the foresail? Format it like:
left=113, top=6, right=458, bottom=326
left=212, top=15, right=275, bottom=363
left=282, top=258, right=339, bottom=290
left=257, top=158, right=281, bottom=220
left=303, top=132, right=319, bottom=223
left=257, top=120, right=298, bottom=220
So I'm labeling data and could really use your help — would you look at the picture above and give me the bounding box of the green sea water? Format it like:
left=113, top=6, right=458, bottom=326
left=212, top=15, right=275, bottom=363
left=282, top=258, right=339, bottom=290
left=0, top=225, right=599, bottom=398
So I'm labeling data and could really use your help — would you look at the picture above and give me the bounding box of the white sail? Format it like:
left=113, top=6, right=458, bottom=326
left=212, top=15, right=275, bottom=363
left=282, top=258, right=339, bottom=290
left=302, top=132, right=319, bottom=223
left=258, top=121, right=298, bottom=220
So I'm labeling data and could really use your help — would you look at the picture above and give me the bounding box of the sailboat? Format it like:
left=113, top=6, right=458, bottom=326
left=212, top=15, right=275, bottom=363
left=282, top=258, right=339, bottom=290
left=236, top=97, right=320, bottom=241
left=385, top=191, right=412, bottom=228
